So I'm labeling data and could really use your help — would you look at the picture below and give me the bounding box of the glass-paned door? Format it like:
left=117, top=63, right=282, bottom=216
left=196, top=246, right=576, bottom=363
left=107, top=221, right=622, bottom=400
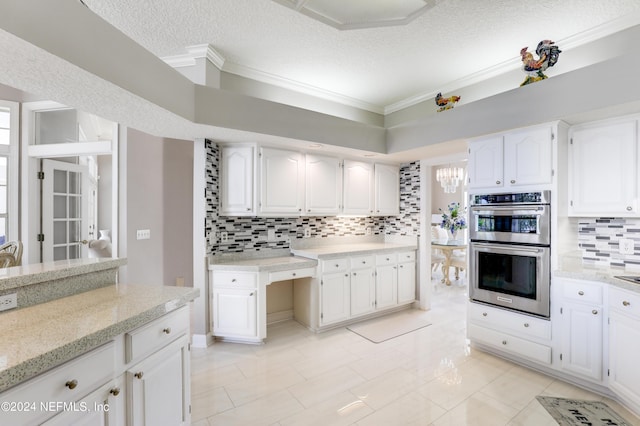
left=42, top=159, right=89, bottom=261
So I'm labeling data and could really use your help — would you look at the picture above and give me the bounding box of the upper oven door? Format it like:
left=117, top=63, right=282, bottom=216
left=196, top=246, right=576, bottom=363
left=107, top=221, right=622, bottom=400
left=469, top=205, right=550, bottom=245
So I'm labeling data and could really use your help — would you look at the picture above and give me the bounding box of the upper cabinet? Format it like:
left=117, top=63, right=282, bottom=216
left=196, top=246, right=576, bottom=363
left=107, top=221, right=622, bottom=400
left=568, top=118, right=637, bottom=216
left=468, top=125, right=554, bottom=191
left=220, top=145, right=255, bottom=216
left=305, top=154, right=342, bottom=215
left=374, top=163, right=400, bottom=216
left=343, top=160, right=375, bottom=215
left=259, top=147, right=305, bottom=215
left=219, top=145, right=400, bottom=217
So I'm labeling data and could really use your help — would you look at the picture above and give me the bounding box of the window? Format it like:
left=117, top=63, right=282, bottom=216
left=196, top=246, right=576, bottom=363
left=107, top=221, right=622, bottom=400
left=0, top=101, right=19, bottom=244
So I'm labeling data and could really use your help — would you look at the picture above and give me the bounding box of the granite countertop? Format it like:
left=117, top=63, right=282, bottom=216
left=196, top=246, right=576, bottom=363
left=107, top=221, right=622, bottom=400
left=0, top=283, right=199, bottom=392
left=290, top=241, right=418, bottom=260
left=554, top=253, right=640, bottom=294
left=208, top=255, right=318, bottom=272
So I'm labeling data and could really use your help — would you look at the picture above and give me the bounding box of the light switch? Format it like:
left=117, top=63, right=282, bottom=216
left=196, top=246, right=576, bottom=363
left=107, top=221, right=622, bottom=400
left=620, top=238, right=635, bottom=255
left=136, top=229, right=151, bottom=240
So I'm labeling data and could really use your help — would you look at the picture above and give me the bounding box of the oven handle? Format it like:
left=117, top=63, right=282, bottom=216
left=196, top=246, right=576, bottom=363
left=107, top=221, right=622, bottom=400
left=471, top=242, right=546, bottom=254
left=471, top=206, right=546, bottom=214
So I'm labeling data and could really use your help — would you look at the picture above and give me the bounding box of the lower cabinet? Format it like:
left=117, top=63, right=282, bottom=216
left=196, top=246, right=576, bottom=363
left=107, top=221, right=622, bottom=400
left=321, top=271, right=351, bottom=325
left=397, top=252, right=416, bottom=304
left=210, top=271, right=260, bottom=341
left=0, top=306, right=191, bottom=426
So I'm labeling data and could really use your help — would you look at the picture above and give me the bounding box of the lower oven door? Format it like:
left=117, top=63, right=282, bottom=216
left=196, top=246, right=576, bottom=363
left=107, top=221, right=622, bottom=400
left=470, top=242, right=550, bottom=318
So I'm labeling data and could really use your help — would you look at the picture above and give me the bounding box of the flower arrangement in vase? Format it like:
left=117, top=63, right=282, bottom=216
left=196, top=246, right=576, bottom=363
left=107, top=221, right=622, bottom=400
left=439, top=202, right=467, bottom=240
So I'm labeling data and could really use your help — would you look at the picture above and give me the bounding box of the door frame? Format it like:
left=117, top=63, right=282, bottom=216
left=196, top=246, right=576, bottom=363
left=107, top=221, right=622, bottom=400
left=21, top=100, right=119, bottom=264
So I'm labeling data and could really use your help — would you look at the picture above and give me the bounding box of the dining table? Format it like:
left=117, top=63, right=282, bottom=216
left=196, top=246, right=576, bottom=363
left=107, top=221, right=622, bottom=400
left=431, top=239, right=467, bottom=285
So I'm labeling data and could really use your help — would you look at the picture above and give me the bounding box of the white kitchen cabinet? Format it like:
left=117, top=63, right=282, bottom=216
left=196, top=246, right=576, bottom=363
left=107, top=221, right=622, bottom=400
left=397, top=251, right=416, bottom=304
left=350, top=255, right=376, bottom=316
left=375, top=253, right=398, bottom=310
left=211, top=271, right=259, bottom=340
left=260, top=147, right=305, bottom=215
left=220, top=145, right=255, bottom=216
left=568, top=118, right=637, bottom=216
left=374, top=163, right=400, bottom=216
left=556, top=279, right=604, bottom=382
left=127, top=337, right=190, bottom=426
left=305, top=154, right=342, bottom=215
left=609, top=287, right=640, bottom=412
left=343, top=160, right=374, bottom=215
left=320, top=271, right=351, bottom=325
left=468, top=125, right=554, bottom=191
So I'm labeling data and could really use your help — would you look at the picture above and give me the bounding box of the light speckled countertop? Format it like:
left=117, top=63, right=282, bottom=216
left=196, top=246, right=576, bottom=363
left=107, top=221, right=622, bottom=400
left=554, top=253, right=640, bottom=294
left=291, top=242, right=418, bottom=260
left=208, top=255, right=317, bottom=272
left=0, top=283, right=199, bottom=392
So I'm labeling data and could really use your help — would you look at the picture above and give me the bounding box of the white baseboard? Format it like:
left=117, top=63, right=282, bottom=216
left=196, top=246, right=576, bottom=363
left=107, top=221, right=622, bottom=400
left=267, top=309, right=294, bottom=325
left=191, top=333, right=214, bottom=348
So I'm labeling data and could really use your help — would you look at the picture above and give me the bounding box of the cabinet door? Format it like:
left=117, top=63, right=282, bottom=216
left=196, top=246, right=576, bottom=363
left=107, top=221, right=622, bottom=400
left=212, top=287, right=258, bottom=338
left=609, top=311, right=640, bottom=405
left=569, top=120, right=637, bottom=216
left=559, top=302, right=603, bottom=381
left=128, top=338, right=190, bottom=426
left=343, top=160, right=374, bottom=215
left=321, top=272, right=350, bottom=325
left=468, top=136, right=504, bottom=189
left=305, top=154, right=342, bottom=215
left=397, top=261, right=416, bottom=304
left=374, top=164, right=400, bottom=216
left=42, top=379, right=125, bottom=426
left=350, top=268, right=375, bottom=316
left=260, top=147, right=305, bottom=215
left=504, top=126, right=553, bottom=186
left=375, top=265, right=398, bottom=309
left=220, top=145, right=255, bottom=215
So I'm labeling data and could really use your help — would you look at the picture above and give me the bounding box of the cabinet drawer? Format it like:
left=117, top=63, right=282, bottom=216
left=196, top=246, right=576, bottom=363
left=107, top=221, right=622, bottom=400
left=468, top=302, right=551, bottom=340
left=0, top=342, right=115, bottom=425
left=321, top=258, right=349, bottom=273
left=211, top=271, right=257, bottom=288
left=351, top=255, right=375, bottom=270
left=468, top=323, right=552, bottom=365
left=126, top=307, right=189, bottom=363
left=610, top=287, right=640, bottom=318
left=560, top=279, right=603, bottom=304
left=375, top=253, right=397, bottom=266
left=269, top=267, right=316, bottom=282
left=397, top=251, right=416, bottom=263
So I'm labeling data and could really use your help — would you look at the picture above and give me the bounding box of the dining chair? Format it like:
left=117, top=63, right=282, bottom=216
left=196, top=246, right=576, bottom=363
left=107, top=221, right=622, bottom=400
left=0, top=241, right=23, bottom=266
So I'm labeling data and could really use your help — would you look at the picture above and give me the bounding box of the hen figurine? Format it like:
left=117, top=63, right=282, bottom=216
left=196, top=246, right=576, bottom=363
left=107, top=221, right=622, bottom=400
left=520, top=40, right=561, bottom=86
left=435, top=92, right=461, bottom=112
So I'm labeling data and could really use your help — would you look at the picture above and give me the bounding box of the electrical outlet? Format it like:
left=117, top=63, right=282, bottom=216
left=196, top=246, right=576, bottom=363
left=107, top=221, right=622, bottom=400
left=0, top=293, right=17, bottom=312
left=136, top=229, right=151, bottom=240
left=365, top=227, right=372, bottom=236
left=620, top=238, right=635, bottom=255
left=303, top=227, right=311, bottom=238
left=220, top=232, right=228, bottom=243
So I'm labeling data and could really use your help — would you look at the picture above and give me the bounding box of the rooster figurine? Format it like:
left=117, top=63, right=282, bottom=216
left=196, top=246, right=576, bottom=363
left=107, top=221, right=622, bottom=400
left=520, top=40, right=561, bottom=86
left=435, top=92, right=461, bottom=112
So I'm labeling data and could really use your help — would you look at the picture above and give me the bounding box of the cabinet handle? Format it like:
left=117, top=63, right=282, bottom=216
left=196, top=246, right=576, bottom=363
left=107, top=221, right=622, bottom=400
left=578, top=291, right=584, bottom=296
left=231, top=278, right=237, bottom=283
left=292, top=272, right=296, bottom=277
left=134, top=372, right=144, bottom=379
left=249, top=292, right=254, bottom=296
left=502, top=340, right=507, bottom=345
left=163, top=327, right=171, bottom=334
left=623, top=300, right=631, bottom=307
left=523, top=323, right=529, bottom=328
left=110, top=387, right=121, bottom=397
left=510, top=179, right=516, bottom=184
left=592, top=310, right=598, bottom=315
left=65, top=379, right=78, bottom=390
left=482, top=312, right=487, bottom=317
left=627, top=206, right=633, bottom=211
left=496, top=180, right=501, bottom=185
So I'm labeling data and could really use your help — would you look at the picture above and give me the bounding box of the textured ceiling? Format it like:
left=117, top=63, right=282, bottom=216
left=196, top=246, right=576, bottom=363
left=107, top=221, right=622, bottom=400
left=81, top=0, right=640, bottom=112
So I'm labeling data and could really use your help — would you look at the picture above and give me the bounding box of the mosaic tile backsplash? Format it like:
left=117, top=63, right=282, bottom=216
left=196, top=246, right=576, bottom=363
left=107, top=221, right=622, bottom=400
left=204, top=140, right=421, bottom=255
left=578, top=217, right=640, bottom=269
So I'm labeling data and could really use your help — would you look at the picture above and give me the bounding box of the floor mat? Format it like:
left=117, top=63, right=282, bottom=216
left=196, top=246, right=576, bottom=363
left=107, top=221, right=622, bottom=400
left=536, top=396, right=633, bottom=426
left=346, top=310, right=431, bottom=343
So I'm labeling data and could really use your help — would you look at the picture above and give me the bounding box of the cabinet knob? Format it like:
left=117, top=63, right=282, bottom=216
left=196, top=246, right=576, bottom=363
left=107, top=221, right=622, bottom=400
left=292, top=272, right=296, bottom=277
left=627, top=206, right=633, bottom=211
left=308, top=209, right=311, bottom=212
left=335, top=264, right=339, bottom=268
left=362, top=261, right=366, bottom=264
left=163, top=327, right=171, bottom=334
left=510, top=180, right=516, bottom=184
left=110, top=387, right=121, bottom=397
left=298, top=208, right=302, bottom=212
left=623, top=300, right=631, bottom=307
left=386, top=257, right=390, bottom=261
left=496, top=180, right=501, bottom=185
left=578, top=291, right=584, bottom=296
left=231, top=278, right=237, bottom=283
left=65, top=379, right=78, bottom=390
left=134, top=372, right=144, bottom=380
left=482, top=312, right=487, bottom=317
left=249, top=292, right=254, bottom=296
left=377, top=210, right=380, bottom=213
left=523, top=323, right=529, bottom=328
left=246, top=208, right=250, bottom=211
left=345, top=274, right=348, bottom=277
left=353, top=272, right=357, bottom=276
left=592, top=310, right=598, bottom=315
left=502, top=340, right=507, bottom=345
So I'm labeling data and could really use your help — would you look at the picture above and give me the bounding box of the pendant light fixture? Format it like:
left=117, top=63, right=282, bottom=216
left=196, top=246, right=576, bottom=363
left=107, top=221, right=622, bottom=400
left=436, top=166, right=464, bottom=193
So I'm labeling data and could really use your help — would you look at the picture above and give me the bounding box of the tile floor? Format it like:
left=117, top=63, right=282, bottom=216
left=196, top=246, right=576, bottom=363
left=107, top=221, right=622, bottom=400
left=190, top=274, right=640, bottom=425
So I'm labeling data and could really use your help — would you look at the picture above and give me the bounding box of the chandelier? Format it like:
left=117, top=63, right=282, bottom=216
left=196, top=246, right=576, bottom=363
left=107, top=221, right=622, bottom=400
left=436, top=166, right=464, bottom=193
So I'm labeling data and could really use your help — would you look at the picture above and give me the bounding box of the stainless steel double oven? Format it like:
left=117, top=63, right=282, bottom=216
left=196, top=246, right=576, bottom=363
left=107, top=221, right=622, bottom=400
left=469, top=191, right=551, bottom=318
